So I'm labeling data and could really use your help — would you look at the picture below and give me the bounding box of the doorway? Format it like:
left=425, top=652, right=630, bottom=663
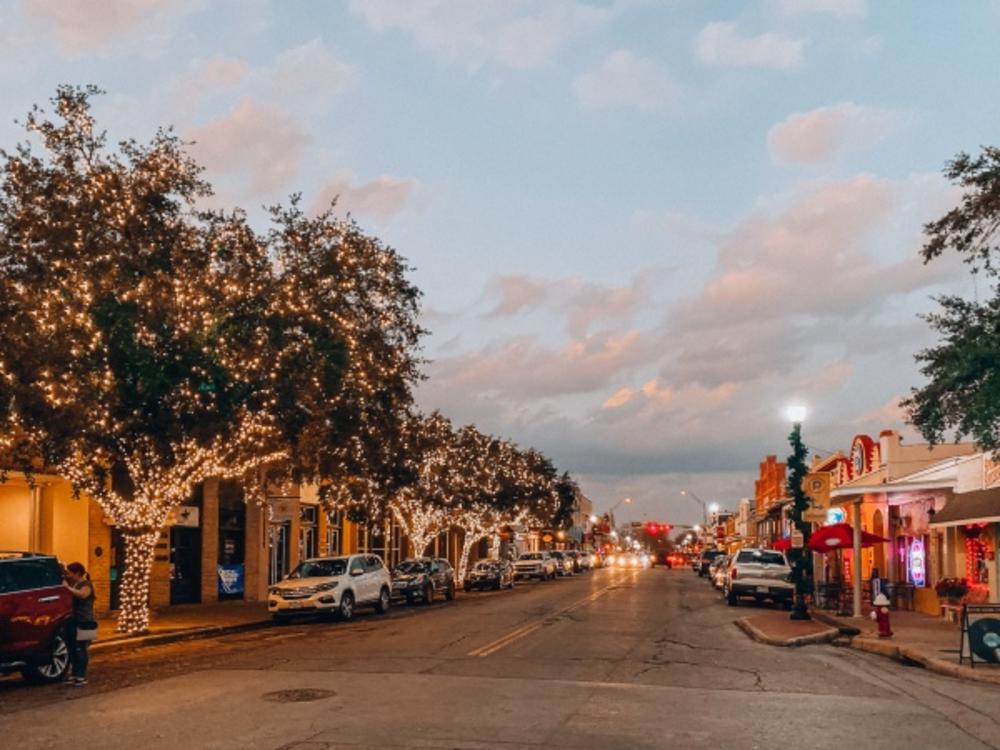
left=269, top=522, right=290, bottom=584
left=169, top=526, right=202, bottom=604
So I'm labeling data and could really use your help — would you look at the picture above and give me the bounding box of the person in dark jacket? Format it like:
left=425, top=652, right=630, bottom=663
left=64, top=562, right=96, bottom=686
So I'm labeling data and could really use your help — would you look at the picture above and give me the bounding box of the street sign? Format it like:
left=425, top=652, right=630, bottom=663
left=791, top=531, right=804, bottom=549
left=802, top=508, right=827, bottom=523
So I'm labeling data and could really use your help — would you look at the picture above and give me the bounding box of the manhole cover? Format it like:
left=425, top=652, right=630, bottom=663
left=262, top=688, right=337, bottom=703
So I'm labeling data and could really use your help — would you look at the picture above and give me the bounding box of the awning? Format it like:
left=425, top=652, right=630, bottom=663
left=930, top=487, right=1000, bottom=527
left=808, top=523, right=888, bottom=552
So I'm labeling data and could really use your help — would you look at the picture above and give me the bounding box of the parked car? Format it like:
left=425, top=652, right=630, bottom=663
left=709, top=555, right=730, bottom=589
left=464, top=559, right=515, bottom=591
left=392, top=557, right=456, bottom=604
left=564, top=550, right=584, bottom=572
left=723, top=548, right=794, bottom=608
left=514, top=552, right=557, bottom=580
left=0, top=552, right=74, bottom=683
left=268, top=554, right=391, bottom=622
left=575, top=551, right=592, bottom=572
left=696, top=549, right=725, bottom=577
left=550, top=551, right=574, bottom=576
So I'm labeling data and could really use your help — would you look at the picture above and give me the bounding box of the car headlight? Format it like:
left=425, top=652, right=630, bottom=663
left=316, top=581, right=339, bottom=592
left=269, top=586, right=280, bottom=595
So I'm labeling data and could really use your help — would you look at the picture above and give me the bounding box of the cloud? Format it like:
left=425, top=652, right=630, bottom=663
left=347, top=0, right=611, bottom=71
left=484, top=275, right=549, bottom=316
left=573, top=50, right=679, bottom=111
left=767, top=102, right=897, bottom=164
left=775, top=0, right=867, bottom=17
left=260, top=39, right=357, bottom=104
left=22, top=0, right=187, bottom=53
left=696, top=21, right=803, bottom=69
left=187, top=99, right=312, bottom=197
left=311, top=170, right=417, bottom=224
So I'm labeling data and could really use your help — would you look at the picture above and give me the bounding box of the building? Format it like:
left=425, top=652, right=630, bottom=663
left=829, top=430, right=977, bottom=615
left=753, top=455, right=787, bottom=548
left=0, top=470, right=467, bottom=617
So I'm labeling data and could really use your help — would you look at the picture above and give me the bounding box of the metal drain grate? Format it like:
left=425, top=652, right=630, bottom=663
left=262, top=688, right=337, bottom=703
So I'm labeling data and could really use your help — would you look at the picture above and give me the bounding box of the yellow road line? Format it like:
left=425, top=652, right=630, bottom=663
left=467, top=573, right=632, bottom=657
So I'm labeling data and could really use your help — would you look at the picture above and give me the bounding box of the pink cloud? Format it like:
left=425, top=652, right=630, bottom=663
left=768, top=102, right=897, bottom=164
left=187, top=99, right=312, bottom=197
left=311, top=171, right=416, bottom=225
left=22, top=0, right=186, bottom=52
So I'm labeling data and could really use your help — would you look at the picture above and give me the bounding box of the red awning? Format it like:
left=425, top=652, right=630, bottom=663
left=808, top=522, right=888, bottom=552
left=772, top=538, right=791, bottom=551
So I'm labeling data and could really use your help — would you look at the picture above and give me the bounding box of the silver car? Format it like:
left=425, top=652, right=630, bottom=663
left=723, top=548, right=794, bottom=609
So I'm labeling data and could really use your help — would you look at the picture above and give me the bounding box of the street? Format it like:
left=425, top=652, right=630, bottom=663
left=3, top=567, right=999, bottom=749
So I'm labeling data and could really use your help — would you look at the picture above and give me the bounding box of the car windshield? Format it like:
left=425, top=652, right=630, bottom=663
left=475, top=561, right=498, bottom=570
left=738, top=550, right=786, bottom=565
left=551, top=552, right=563, bottom=558
left=520, top=553, right=542, bottom=560
left=396, top=561, right=428, bottom=574
left=288, top=559, right=346, bottom=579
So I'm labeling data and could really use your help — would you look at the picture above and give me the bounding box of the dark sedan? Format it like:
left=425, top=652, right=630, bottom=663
left=464, top=559, right=516, bottom=591
left=391, top=558, right=456, bottom=604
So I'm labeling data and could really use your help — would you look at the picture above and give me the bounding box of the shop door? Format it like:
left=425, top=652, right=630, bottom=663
left=169, top=526, right=202, bottom=605
left=269, top=522, right=290, bottom=584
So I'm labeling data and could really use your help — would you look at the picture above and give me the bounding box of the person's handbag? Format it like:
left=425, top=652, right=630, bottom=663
left=75, top=621, right=99, bottom=642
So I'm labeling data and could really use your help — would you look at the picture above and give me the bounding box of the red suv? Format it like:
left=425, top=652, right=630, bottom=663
left=0, top=552, right=73, bottom=683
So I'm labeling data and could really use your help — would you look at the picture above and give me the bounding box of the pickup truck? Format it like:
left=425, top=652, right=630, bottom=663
left=723, top=548, right=794, bottom=608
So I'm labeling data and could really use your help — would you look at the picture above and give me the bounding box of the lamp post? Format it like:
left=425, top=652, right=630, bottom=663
left=785, top=404, right=812, bottom=621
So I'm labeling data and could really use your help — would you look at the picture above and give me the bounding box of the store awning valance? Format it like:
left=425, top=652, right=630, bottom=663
left=930, top=487, right=1000, bottom=527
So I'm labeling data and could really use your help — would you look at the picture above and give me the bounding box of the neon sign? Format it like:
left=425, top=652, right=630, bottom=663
left=826, top=507, right=846, bottom=525
left=908, top=538, right=926, bottom=587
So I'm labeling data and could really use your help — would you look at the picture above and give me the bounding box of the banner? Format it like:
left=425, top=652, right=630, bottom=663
left=218, top=563, right=245, bottom=595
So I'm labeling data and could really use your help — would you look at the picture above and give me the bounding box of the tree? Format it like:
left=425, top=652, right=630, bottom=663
left=904, top=146, right=1000, bottom=450
left=0, top=88, right=422, bottom=632
left=785, top=422, right=812, bottom=621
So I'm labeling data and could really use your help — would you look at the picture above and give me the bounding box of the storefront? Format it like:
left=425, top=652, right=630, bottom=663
left=930, top=486, right=1000, bottom=604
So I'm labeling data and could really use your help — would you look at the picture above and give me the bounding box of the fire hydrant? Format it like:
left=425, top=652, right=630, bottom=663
left=870, top=593, right=893, bottom=638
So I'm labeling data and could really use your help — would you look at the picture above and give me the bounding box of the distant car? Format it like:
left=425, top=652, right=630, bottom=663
left=667, top=553, right=687, bottom=567
left=709, top=555, right=730, bottom=589
left=392, top=557, right=456, bottom=604
left=574, top=551, right=592, bottom=572
left=515, top=552, right=556, bottom=580
left=616, top=553, right=641, bottom=569
left=268, top=554, right=391, bottom=622
left=0, top=552, right=73, bottom=683
left=650, top=550, right=672, bottom=568
left=564, top=550, right=584, bottom=572
left=723, top=548, right=794, bottom=608
left=696, top=549, right=725, bottom=577
left=550, top=551, right=574, bottom=576
left=464, top=559, right=515, bottom=591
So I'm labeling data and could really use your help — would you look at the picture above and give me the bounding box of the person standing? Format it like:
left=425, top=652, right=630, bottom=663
left=63, top=562, right=96, bottom=686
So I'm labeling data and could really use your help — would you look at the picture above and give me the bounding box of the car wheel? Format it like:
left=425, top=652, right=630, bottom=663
left=22, top=631, right=71, bottom=684
left=781, top=599, right=793, bottom=611
left=494, top=579, right=502, bottom=591
left=375, top=586, right=390, bottom=614
left=338, top=591, right=355, bottom=621
left=423, top=583, right=434, bottom=605
left=726, top=590, right=738, bottom=607
left=445, top=582, right=456, bottom=601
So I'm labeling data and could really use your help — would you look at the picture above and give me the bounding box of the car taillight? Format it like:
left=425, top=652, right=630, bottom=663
left=730, top=567, right=737, bottom=580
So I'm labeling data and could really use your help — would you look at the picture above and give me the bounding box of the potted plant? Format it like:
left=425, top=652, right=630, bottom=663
left=934, top=577, right=969, bottom=603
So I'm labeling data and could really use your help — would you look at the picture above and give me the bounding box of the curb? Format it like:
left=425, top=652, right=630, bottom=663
left=91, top=619, right=274, bottom=654
left=735, top=617, right=839, bottom=647
left=848, top=636, right=1000, bottom=686
left=809, top=610, right=861, bottom=636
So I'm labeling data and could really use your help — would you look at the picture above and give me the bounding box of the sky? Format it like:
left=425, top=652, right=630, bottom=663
left=1, top=0, right=998, bottom=527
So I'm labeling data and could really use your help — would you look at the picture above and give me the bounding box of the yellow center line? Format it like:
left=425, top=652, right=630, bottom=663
left=467, top=571, right=635, bottom=658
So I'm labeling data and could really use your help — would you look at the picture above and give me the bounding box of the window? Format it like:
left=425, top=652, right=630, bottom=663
left=289, top=559, right=347, bottom=579
left=365, top=555, right=383, bottom=572
left=737, top=550, right=786, bottom=566
left=349, top=557, right=365, bottom=576
left=0, top=559, right=62, bottom=593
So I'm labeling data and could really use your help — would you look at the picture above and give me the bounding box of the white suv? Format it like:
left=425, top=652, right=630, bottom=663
left=268, top=554, right=391, bottom=622
left=514, top=552, right=557, bottom=580
left=723, top=548, right=794, bottom=609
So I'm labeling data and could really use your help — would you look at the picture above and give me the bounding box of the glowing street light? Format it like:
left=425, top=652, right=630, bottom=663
left=785, top=403, right=808, bottom=425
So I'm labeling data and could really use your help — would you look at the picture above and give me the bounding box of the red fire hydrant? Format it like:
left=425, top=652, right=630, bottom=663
left=870, top=593, right=893, bottom=638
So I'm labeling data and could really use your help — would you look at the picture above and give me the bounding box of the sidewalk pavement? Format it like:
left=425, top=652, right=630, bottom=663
left=92, top=601, right=272, bottom=654
left=736, top=604, right=1000, bottom=686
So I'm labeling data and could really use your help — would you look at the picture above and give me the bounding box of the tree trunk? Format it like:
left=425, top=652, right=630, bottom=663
left=410, top=532, right=434, bottom=558
left=490, top=532, right=501, bottom=559
left=118, top=529, right=160, bottom=635
left=457, top=534, right=479, bottom=583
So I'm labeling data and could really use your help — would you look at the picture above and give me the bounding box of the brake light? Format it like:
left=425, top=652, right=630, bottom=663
left=730, top=567, right=738, bottom=580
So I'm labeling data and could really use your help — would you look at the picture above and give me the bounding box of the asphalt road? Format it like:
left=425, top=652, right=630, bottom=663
left=3, top=566, right=1000, bottom=749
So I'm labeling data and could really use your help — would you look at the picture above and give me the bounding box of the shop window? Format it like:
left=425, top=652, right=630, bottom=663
left=300, top=505, right=318, bottom=560
left=326, top=510, right=342, bottom=556
left=218, top=481, right=246, bottom=600
left=964, top=526, right=991, bottom=589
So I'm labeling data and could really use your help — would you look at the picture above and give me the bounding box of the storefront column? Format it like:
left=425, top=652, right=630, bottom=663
left=244, top=503, right=268, bottom=602
left=852, top=500, right=863, bottom=618
left=200, top=479, right=220, bottom=604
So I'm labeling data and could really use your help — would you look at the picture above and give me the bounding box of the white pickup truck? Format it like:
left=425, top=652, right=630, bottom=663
left=723, top=548, right=794, bottom=609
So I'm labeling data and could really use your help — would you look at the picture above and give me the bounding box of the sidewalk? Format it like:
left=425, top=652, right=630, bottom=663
left=811, top=607, right=1000, bottom=685
left=735, top=611, right=839, bottom=647
left=93, top=601, right=272, bottom=654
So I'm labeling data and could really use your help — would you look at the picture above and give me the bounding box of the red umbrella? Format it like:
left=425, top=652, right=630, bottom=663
left=808, top=522, right=888, bottom=552
left=772, top=538, right=791, bottom=551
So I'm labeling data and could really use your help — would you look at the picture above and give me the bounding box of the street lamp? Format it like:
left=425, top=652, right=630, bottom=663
left=681, top=490, right=710, bottom=525
left=785, top=403, right=812, bottom=621
left=588, top=514, right=598, bottom=524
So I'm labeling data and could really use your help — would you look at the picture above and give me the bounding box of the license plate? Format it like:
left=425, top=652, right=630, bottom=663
left=288, top=601, right=304, bottom=609
left=756, top=586, right=769, bottom=594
